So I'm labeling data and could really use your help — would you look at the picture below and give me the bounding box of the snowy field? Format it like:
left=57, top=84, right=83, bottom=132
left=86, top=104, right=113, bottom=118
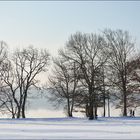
left=0, top=117, right=140, bottom=139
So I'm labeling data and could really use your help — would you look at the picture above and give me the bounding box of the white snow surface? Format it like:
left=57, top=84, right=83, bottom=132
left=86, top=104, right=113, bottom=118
left=0, top=117, right=140, bottom=139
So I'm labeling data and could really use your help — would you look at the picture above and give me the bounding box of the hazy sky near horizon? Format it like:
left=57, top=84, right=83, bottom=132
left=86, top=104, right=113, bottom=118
left=0, top=1, right=140, bottom=55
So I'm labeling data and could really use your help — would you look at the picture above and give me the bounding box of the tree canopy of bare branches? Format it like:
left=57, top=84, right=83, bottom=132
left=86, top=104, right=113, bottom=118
left=48, top=53, right=81, bottom=117
left=1, top=46, right=50, bottom=118
left=58, top=32, right=108, bottom=119
left=103, top=29, right=134, bottom=116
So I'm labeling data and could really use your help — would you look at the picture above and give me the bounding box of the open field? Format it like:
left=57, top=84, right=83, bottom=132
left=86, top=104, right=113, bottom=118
left=0, top=117, right=140, bottom=139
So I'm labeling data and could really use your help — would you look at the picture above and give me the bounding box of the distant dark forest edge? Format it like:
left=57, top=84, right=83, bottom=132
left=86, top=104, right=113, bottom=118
left=0, top=29, right=140, bottom=120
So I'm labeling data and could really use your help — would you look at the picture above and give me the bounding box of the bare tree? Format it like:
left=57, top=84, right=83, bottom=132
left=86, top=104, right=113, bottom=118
left=125, top=55, right=140, bottom=110
left=1, top=46, right=50, bottom=118
left=103, top=29, right=134, bottom=116
left=49, top=55, right=80, bottom=117
left=60, top=32, right=108, bottom=120
left=0, top=41, right=11, bottom=116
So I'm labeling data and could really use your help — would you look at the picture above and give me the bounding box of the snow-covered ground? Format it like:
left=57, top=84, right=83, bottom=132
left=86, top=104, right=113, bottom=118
left=0, top=117, right=140, bottom=139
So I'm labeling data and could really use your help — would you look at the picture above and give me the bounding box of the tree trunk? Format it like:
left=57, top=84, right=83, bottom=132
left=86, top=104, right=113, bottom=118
left=22, top=106, right=26, bottom=118
left=89, top=95, right=94, bottom=120
left=68, top=107, right=73, bottom=117
left=102, top=67, right=106, bottom=117
left=86, top=104, right=90, bottom=117
left=108, top=92, right=110, bottom=117
left=67, top=98, right=73, bottom=117
left=103, top=91, right=106, bottom=117
left=16, top=106, right=21, bottom=118
left=122, top=77, right=127, bottom=117
left=123, top=91, right=127, bottom=116
left=93, top=91, right=98, bottom=120
left=21, top=92, right=27, bottom=118
left=68, top=112, right=73, bottom=117
left=95, top=106, right=98, bottom=119
left=12, top=114, right=15, bottom=119
left=89, top=103, right=94, bottom=120
left=70, top=98, right=74, bottom=117
left=88, top=87, right=94, bottom=120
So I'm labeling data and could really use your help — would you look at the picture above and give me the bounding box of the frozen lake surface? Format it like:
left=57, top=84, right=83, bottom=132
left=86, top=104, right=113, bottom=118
left=0, top=117, right=140, bottom=139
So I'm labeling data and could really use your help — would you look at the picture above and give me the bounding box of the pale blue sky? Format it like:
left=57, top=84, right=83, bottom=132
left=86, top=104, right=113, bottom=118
left=0, top=1, right=140, bottom=55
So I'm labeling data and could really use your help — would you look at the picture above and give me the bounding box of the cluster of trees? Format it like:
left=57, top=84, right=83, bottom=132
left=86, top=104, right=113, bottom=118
left=49, top=29, right=140, bottom=120
left=0, top=44, right=50, bottom=118
left=0, top=29, right=140, bottom=120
